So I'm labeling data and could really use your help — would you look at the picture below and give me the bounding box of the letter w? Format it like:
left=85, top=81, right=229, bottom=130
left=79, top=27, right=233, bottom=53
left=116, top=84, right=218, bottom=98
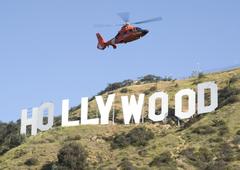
left=121, top=94, right=145, bottom=124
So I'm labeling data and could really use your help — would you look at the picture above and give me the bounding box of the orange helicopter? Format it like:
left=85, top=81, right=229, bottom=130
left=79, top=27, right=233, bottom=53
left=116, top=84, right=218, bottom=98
left=95, top=13, right=162, bottom=50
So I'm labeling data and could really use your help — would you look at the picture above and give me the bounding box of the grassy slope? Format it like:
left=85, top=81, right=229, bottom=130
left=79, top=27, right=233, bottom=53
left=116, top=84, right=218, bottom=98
left=0, top=68, right=240, bottom=170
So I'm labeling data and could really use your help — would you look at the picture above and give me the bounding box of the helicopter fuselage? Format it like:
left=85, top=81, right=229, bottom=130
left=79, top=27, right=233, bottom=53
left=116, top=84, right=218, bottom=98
left=96, top=24, right=149, bottom=50
left=113, top=24, right=149, bottom=44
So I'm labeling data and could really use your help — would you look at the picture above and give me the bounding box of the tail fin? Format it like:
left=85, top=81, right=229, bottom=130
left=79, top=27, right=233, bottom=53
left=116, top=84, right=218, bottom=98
left=96, top=33, right=106, bottom=50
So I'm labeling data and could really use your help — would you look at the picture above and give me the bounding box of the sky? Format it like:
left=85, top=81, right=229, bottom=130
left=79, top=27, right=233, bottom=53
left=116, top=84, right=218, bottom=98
left=0, top=0, right=240, bottom=122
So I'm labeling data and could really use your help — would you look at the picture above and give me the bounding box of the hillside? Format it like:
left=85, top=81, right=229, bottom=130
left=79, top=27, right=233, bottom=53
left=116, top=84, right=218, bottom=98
left=0, top=68, right=240, bottom=170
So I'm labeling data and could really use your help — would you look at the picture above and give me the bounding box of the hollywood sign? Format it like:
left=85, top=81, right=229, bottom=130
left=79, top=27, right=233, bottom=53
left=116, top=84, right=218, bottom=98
left=20, top=82, right=218, bottom=136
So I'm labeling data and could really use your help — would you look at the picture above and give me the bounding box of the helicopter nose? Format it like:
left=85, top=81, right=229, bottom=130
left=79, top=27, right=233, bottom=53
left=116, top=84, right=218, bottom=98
left=142, top=29, right=149, bottom=36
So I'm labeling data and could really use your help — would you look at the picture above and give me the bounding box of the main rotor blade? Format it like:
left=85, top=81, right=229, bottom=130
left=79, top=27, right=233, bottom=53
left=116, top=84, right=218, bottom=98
left=93, top=24, right=122, bottom=28
left=132, top=17, right=162, bottom=25
left=117, top=12, right=130, bottom=23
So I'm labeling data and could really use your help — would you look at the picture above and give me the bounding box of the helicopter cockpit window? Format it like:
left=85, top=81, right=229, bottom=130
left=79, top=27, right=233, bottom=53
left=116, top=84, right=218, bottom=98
left=136, top=27, right=142, bottom=31
left=115, top=32, right=120, bottom=38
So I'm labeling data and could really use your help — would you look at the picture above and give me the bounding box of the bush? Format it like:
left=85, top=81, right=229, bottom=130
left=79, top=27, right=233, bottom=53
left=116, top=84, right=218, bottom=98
left=56, top=142, right=88, bottom=170
left=24, top=157, right=38, bottom=166
left=197, top=147, right=213, bottom=163
left=149, top=86, right=157, bottom=91
left=144, top=86, right=157, bottom=95
left=139, top=75, right=173, bottom=83
left=221, top=95, right=240, bottom=108
left=205, top=160, right=227, bottom=170
left=192, top=125, right=216, bottom=135
left=218, top=87, right=240, bottom=108
left=120, top=88, right=128, bottom=93
left=14, top=149, right=27, bottom=159
left=181, top=147, right=214, bottom=169
left=128, top=127, right=154, bottom=147
left=236, top=130, right=240, bottom=135
left=64, top=135, right=81, bottom=141
left=232, top=135, right=240, bottom=145
left=139, top=74, right=161, bottom=83
left=197, top=72, right=205, bottom=79
left=216, top=143, right=234, bottom=162
left=0, top=121, right=25, bottom=155
left=98, top=79, right=133, bottom=95
left=208, top=137, right=222, bottom=143
left=211, top=119, right=229, bottom=136
left=41, top=162, right=54, bottom=170
left=229, top=75, right=240, bottom=85
left=143, top=89, right=151, bottom=95
left=118, top=158, right=136, bottom=170
left=111, top=133, right=130, bottom=149
left=149, top=151, right=176, bottom=167
left=111, top=127, right=154, bottom=149
left=138, top=148, right=147, bottom=157
left=180, top=148, right=196, bottom=161
left=211, top=119, right=225, bottom=127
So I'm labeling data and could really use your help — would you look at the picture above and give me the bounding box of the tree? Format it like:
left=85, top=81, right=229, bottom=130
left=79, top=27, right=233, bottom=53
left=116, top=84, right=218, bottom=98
left=56, top=142, right=88, bottom=170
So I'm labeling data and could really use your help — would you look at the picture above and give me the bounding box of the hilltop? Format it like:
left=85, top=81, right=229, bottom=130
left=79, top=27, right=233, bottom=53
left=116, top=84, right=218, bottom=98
left=0, top=68, right=240, bottom=170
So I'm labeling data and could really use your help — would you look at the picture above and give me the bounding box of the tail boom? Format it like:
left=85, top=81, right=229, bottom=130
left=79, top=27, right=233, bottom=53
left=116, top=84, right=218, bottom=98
left=96, top=33, right=117, bottom=50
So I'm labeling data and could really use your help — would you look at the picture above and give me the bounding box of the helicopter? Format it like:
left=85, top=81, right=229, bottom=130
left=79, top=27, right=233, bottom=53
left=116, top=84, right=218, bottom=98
left=95, top=13, right=162, bottom=50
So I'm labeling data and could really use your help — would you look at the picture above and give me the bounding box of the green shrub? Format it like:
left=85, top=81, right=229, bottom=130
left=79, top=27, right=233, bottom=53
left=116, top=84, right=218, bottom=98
left=144, top=86, right=157, bottom=95
left=111, top=127, right=154, bottom=149
left=181, top=147, right=214, bottom=169
left=192, top=125, right=216, bottom=135
left=56, top=142, right=88, bottom=170
left=205, top=160, right=227, bottom=170
left=143, top=89, right=151, bottom=95
left=180, top=148, right=196, bottom=161
left=64, top=135, right=81, bottom=141
left=220, top=95, right=240, bottom=107
left=211, top=119, right=229, bottom=136
left=197, top=147, right=213, bottom=163
left=98, top=79, right=133, bottom=95
left=198, top=72, right=205, bottom=79
left=216, top=143, right=234, bottom=162
left=111, top=133, right=130, bottom=149
left=24, top=157, right=38, bottom=166
left=138, top=148, right=147, bottom=157
left=41, top=162, right=54, bottom=170
left=139, top=74, right=161, bottom=83
left=232, top=135, right=240, bottom=145
left=118, top=158, right=136, bottom=170
left=14, top=149, right=27, bottom=159
left=0, top=121, right=25, bottom=155
left=218, top=87, right=240, bottom=108
left=120, top=88, right=128, bottom=93
left=208, top=137, right=222, bottom=143
left=229, top=75, right=240, bottom=85
left=139, top=74, right=173, bottom=83
left=149, top=86, right=157, bottom=92
left=149, top=151, right=176, bottom=168
left=180, top=114, right=203, bottom=129
left=211, top=119, right=225, bottom=127
left=127, top=127, right=154, bottom=147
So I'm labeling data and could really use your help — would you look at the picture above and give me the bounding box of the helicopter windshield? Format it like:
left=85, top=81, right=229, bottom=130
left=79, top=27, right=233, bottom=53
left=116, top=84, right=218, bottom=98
left=136, top=27, right=142, bottom=31
left=115, top=32, right=120, bottom=38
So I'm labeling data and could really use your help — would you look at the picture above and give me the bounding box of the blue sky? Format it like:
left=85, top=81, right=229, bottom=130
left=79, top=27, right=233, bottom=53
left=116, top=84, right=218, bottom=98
left=0, top=0, right=239, bottom=122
